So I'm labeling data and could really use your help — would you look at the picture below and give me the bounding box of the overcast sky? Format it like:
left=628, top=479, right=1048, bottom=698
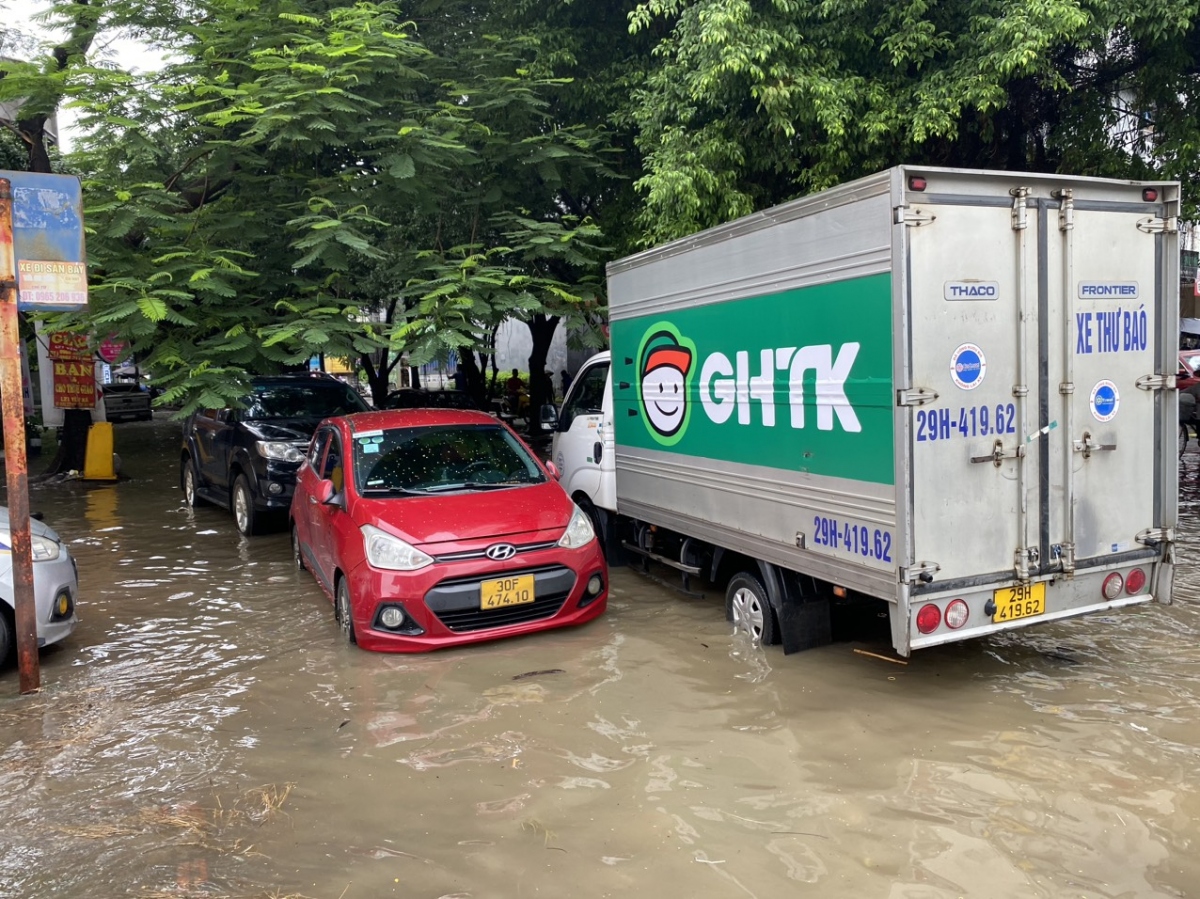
left=3, top=0, right=167, bottom=150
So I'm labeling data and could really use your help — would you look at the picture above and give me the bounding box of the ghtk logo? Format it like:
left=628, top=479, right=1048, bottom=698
left=637, top=325, right=696, bottom=445
left=634, top=320, right=863, bottom=445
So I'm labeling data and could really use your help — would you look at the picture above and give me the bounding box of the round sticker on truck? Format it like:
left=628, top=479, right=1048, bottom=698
left=950, top=343, right=986, bottom=390
left=1090, top=380, right=1120, bottom=421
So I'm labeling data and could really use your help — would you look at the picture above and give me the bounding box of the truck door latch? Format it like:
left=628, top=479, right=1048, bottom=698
left=1135, top=526, right=1174, bottom=547
left=1073, top=432, right=1117, bottom=459
left=1136, top=373, right=1175, bottom=391
left=970, top=439, right=1024, bottom=467
left=1136, top=215, right=1178, bottom=234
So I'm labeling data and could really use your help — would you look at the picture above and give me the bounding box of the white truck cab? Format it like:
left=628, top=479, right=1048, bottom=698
left=551, top=352, right=616, bottom=527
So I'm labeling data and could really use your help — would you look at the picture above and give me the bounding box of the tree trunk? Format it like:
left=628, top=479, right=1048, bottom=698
left=525, top=314, right=559, bottom=433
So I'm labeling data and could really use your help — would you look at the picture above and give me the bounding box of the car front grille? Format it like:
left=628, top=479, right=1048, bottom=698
left=425, top=565, right=575, bottom=633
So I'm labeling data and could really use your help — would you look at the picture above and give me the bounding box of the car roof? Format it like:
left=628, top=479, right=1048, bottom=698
left=344, top=409, right=499, bottom=431
left=250, top=373, right=349, bottom=387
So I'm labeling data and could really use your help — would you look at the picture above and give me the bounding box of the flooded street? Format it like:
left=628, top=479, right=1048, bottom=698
left=3, top=417, right=1200, bottom=898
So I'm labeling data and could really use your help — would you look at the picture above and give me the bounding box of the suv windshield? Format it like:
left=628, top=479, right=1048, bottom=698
left=244, top=381, right=369, bottom=421
left=352, top=424, right=546, bottom=493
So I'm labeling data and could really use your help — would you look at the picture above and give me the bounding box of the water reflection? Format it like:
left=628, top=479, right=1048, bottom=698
left=0, top=419, right=1197, bottom=897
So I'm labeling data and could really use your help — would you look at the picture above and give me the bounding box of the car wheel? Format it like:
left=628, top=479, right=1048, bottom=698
left=232, top=474, right=261, bottom=537
left=0, top=609, right=13, bottom=668
left=181, top=457, right=205, bottom=508
left=335, top=577, right=357, bottom=646
left=726, top=571, right=778, bottom=645
left=291, top=525, right=306, bottom=572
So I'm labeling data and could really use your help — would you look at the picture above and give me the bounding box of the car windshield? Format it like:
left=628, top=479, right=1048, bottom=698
left=1183, top=353, right=1200, bottom=375
left=244, top=382, right=369, bottom=420
left=352, top=424, right=546, bottom=494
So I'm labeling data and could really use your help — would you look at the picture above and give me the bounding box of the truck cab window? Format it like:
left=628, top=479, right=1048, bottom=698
left=561, top=362, right=609, bottom=430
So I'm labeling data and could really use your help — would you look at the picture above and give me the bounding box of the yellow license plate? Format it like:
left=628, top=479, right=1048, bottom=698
left=480, top=574, right=536, bottom=610
left=992, top=582, right=1046, bottom=623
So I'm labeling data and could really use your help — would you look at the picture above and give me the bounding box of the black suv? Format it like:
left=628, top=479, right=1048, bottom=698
left=180, top=374, right=370, bottom=535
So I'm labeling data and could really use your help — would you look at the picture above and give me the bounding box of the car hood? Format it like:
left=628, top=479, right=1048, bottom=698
left=351, top=480, right=574, bottom=546
left=0, top=507, right=61, bottom=543
left=241, top=420, right=319, bottom=441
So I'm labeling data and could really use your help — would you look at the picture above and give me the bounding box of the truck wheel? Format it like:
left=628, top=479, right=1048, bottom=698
left=726, top=571, right=778, bottom=645
left=0, top=608, right=13, bottom=668
left=232, top=474, right=262, bottom=537
left=578, top=497, right=607, bottom=557
left=181, top=456, right=206, bottom=507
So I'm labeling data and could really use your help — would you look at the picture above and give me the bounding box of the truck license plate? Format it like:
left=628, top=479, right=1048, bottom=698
left=480, top=574, right=535, bottom=610
left=992, top=582, right=1045, bottom=623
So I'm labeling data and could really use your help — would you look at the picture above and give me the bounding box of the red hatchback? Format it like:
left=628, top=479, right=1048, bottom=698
left=290, top=409, right=607, bottom=651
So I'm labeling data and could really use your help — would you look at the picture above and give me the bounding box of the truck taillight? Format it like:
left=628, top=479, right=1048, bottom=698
left=1142, top=188, right=1158, bottom=202
left=916, top=603, right=941, bottom=634
left=1102, top=572, right=1124, bottom=600
left=944, top=599, right=969, bottom=629
left=1125, top=568, right=1147, bottom=594
left=909, top=176, right=927, bottom=191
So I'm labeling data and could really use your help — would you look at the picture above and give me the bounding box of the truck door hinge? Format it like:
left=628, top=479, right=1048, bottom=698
left=1136, top=215, right=1178, bottom=234
left=1052, top=542, right=1076, bottom=576
left=1054, top=188, right=1074, bottom=231
left=970, top=439, right=1024, bottom=467
left=894, top=205, right=936, bottom=227
left=1073, top=431, right=1117, bottom=459
left=897, top=386, right=939, bottom=407
left=1010, top=187, right=1029, bottom=230
left=1136, top=373, right=1175, bottom=391
left=1136, top=526, right=1174, bottom=548
left=901, top=561, right=940, bottom=586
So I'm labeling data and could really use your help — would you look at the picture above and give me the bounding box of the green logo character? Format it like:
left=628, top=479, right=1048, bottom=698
left=637, top=324, right=696, bottom=445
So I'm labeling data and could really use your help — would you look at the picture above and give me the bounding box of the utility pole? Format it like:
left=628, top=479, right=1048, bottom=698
left=0, top=177, right=39, bottom=693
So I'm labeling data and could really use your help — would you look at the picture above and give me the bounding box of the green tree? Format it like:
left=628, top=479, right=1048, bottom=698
left=627, top=0, right=1200, bottom=243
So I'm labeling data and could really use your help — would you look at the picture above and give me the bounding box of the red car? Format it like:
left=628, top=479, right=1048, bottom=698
left=290, top=409, right=607, bottom=651
left=1179, top=349, right=1200, bottom=390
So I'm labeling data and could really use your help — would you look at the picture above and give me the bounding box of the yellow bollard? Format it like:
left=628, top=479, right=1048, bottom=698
left=83, top=422, right=118, bottom=481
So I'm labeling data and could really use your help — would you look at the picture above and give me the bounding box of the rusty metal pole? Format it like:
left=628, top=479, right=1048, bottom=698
left=0, top=178, right=39, bottom=694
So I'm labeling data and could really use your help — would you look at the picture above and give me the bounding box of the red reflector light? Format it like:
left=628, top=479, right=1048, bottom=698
left=1142, top=188, right=1158, bottom=202
left=945, top=599, right=969, bottom=629
left=1102, top=572, right=1124, bottom=600
left=1125, top=568, right=1147, bottom=594
left=909, top=176, right=928, bottom=192
left=916, top=603, right=941, bottom=634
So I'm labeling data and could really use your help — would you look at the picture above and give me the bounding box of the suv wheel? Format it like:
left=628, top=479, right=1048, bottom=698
left=232, top=474, right=262, bottom=537
left=181, top=456, right=205, bottom=507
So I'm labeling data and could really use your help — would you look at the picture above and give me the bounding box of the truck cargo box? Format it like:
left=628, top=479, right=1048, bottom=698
left=605, top=166, right=1177, bottom=654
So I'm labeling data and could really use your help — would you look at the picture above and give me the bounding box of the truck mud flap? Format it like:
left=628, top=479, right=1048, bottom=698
left=760, top=563, right=832, bottom=654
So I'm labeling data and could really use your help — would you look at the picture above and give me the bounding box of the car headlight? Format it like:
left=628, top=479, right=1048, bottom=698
left=361, top=524, right=434, bottom=571
left=256, top=441, right=306, bottom=462
left=0, top=529, right=61, bottom=562
left=557, top=505, right=595, bottom=549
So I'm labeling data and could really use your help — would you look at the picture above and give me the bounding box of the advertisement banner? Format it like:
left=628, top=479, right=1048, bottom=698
left=48, top=331, right=96, bottom=410
left=610, top=273, right=895, bottom=485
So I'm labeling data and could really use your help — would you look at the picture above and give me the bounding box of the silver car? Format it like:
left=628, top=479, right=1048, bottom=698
left=0, top=507, right=79, bottom=663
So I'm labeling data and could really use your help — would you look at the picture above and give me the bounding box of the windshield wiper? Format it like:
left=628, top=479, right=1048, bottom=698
left=361, top=486, right=431, bottom=496
left=421, top=481, right=528, bottom=493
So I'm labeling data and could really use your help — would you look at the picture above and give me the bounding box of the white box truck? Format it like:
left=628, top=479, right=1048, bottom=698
left=551, top=166, right=1179, bottom=656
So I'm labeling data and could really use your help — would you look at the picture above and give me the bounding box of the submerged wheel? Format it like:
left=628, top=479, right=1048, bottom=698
left=291, top=525, right=306, bottom=572
left=335, top=577, right=358, bottom=646
left=726, top=571, right=779, bottom=645
left=0, top=609, right=13, bottom=668
left=232, top=474, right=261, bottom=537
left=181, top=457, right=204, bottom=507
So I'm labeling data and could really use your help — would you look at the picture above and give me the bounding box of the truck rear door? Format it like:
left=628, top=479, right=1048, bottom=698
left=903, top=173, right=1171, bottom=600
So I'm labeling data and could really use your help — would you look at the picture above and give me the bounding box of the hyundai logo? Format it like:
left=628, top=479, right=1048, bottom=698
left=485, top=543, right=518, bottom=561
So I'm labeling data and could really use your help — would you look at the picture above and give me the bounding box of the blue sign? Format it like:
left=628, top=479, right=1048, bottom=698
left=950, top=343, right=986, bottom=390
left=1090, top=380, right=1119, bottom=422
left=3, top=171, right=87, bottom=311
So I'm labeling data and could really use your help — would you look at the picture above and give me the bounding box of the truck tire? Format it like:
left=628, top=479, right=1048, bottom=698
left=0, top=607, right=13, bottom=668
left=726, top=571, right=779, bottom=645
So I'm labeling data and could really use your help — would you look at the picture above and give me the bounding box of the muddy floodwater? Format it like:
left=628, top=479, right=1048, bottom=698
left=2, top=418, right=1200, bottom=898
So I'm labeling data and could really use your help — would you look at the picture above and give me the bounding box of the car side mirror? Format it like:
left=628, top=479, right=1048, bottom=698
left=316, top=479, right=337, bottom=504
left=540, top=403, right=559, bottom=431
left=545, top=461, right=561, bottom=480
